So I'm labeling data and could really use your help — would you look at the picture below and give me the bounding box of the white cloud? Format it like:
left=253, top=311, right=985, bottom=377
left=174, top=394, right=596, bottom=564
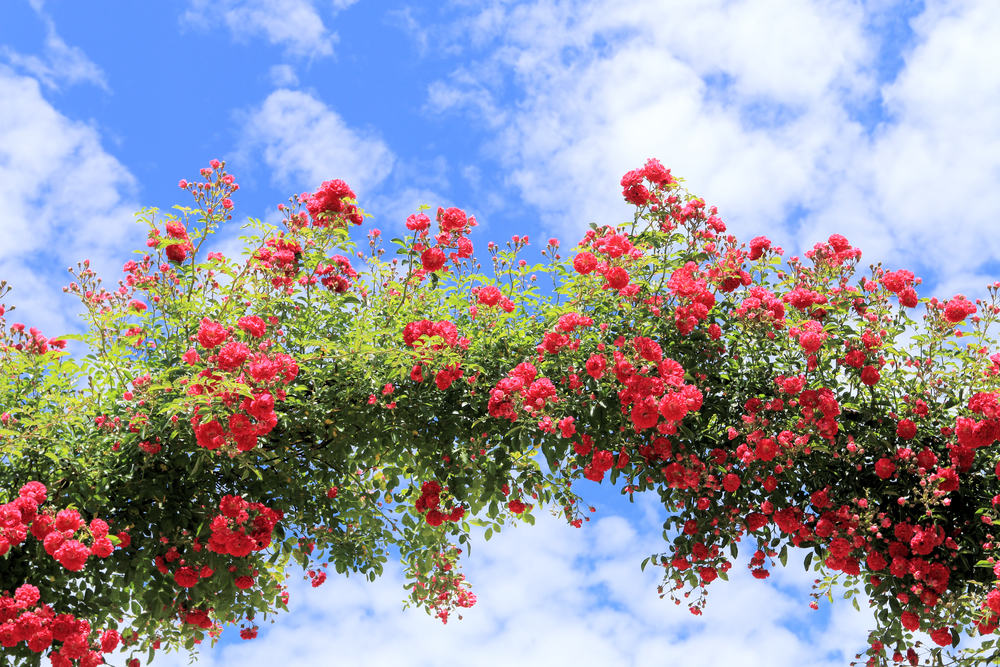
left=183, top=0, right=344, bottom=58
left=105, top=505, right=877, bottom=667
left=365, top=186, right=445, bottom=233
left=426, top=0, right=872, bottom=254
left=268, top=63, right=299, bottom=87
left=240, top=88, right=395, bottom=196
left=426, top=0, right=1000, bottom=293
left=0, top=66, right=137, bottom=335
left=854, top=0, right=1000, bottom=276
left=1, top=4, right=108, bottom=89
left=386, top=7, right=431, bottom=57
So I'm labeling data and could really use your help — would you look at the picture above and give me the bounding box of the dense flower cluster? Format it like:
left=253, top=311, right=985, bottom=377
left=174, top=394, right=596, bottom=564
left=187, top=316, right=298, bottom=453
left=1, top=482, right=125, bottom=572
left=414, top=481, right=466, bottom=527
left=412, top=206, right=478, bottom=274
left=487, top=362, right=558, bottom=421
left=403, top=319, right=469, bottom=390
left=303, top=178, right=363, bottom=227
left=313, top=254, right=357, bottom=293
left=0, top=584, right=120, bottom=666
left=3, top=323, right=65, bottom=355
left=252, top=237, right=304, bottom=291
left=6, top=157, right=1000, bottom=667
left=206, top=495, right=282, bottom=558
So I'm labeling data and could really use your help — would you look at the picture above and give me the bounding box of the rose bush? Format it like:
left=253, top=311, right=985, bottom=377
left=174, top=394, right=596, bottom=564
left=2, top=158, right=1000, bottom=665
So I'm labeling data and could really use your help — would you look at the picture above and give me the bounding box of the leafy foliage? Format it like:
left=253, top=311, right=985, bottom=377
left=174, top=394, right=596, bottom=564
left=2, top=160, right=1000, bottom=666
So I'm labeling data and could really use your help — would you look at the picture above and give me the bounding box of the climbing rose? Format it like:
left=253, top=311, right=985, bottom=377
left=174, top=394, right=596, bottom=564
left=421, top=247, right=446, bottom=272
left=604, top=267, right=630, bottom=290
left=100, top=630, right=121, bottom=653
left=198, top=318, right=227, bottom=349
left=406, top=213, right=430, bottom=231
left=986, top=589, right=1000, bottom=613
left=943, top=296, right=976, bottom=323
left=53, top=540, right=90, bottom=571
left=861, top=365, right=880, bottom=386
left=54, top=509, right=83, bottom=532
left=175, top=567, right=199, bottom=588
left=217, top=341, right=250, bottom=372
left=573, top=252, right=598, bottom=275
left=478, top=286, right=502, bottom=306
left=14, top=584, right=40, bottom=608
left=90, top=537, right=114, bottom=558
left=723, top=474, right=740, bottom=492
left=238, top=316, right=267, bottom=338
left=896, top=419, right=917, bottom=440
left=875, top=458, right=895, bottom=479
left=930, top=627, right=952, bottom=647
left=440, top=207, right=468, bottom=231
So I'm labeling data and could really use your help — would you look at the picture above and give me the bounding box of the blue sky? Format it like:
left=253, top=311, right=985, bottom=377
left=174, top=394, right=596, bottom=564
left=2, top=1, right=1000, bottom=665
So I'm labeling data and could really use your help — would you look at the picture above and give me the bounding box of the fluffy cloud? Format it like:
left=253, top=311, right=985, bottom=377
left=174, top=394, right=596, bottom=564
left=426, top=0, right=1000, bottom=293
left=427, top=0, right=870, bottom=242
left=268, top=63, right=299, bottom=87
left=240, top=88, right=395, bottom=196
left=183, top=0, right=355, bottom=59
left=834, top=0, right=1000, bottom=282
left=0, top=66, right=137, bottom=335
left=109, top=503, right=874, bottom=667
left=0, top=3, right=108, bottom=90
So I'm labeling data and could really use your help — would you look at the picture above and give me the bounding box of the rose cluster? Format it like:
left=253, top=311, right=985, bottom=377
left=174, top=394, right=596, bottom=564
left=404, top=319, right=469, bottom=390
left=207, top=494, right=283, bottom=559
left=414, top=481, right=466, bottom=527
left=412, top=206, right=477, bottom=274
left=0, top=584, right=121, bottom=666
left=1, top=482, right=127, bottom=572
left=186, top=316, right=298, bottom=453
left=303, top=178, right=364, bottom=227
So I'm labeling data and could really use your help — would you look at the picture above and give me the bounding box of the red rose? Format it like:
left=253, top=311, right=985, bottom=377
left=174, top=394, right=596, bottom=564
left=722, top=473, right=740, bottom=493
left=930, top=626, right=952, bottom=647
left=421, top=247, right=446, bottom=272
left=860, top=365, right=880, bottom=386
left=603, top=266, right=630, bottom=290
left=165, top=243, right=188, bottom=263
left=573, top=251, right=598, bottom=275
left=197, top=318, right=227, bottom=349
left=478, top=285, right=502, bottom=306
left=175, top=567, right=200, bottom=588
left=875, top=458, right=895, bottom=479
left=440, top=207, right=467, bottom=231
left=406, top=213, right=430, bottom=231
left=866, top=550, right=886, bottom=571
left=238, top=316, right=267, bottom=338
left=90, top=537, right=114, bottom=558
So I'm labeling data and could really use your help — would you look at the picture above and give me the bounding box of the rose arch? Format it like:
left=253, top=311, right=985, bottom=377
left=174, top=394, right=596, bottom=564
left=2, top=159, right=1000, bottom=666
